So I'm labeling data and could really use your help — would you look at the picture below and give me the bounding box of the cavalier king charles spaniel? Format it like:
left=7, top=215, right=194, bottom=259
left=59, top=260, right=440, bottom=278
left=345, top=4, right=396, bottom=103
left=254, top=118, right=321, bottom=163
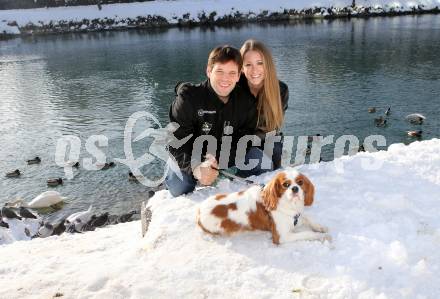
left=197, top=170, right=331, bottom=244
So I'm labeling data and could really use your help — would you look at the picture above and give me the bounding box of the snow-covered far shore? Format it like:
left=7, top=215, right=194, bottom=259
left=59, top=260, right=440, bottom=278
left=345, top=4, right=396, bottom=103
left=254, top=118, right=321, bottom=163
left=1, top=139, right=440, bottom=298
left=1, top=0, right=440, bottom=37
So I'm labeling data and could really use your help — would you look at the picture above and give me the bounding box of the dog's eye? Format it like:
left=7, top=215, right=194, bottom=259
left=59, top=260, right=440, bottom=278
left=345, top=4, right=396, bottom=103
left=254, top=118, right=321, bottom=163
left=297, top=180, right=303, bottom=186
left=282, top=182, right=290, bottom=188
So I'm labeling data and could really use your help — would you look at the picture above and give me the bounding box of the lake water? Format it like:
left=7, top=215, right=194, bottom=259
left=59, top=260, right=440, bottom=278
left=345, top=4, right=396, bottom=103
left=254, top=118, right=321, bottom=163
left=1, top=15, right=439, bottom=219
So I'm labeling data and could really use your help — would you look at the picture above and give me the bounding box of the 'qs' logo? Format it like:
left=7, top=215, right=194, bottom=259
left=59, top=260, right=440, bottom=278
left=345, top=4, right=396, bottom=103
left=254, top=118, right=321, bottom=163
left=55, top=111, right=192, bottom=187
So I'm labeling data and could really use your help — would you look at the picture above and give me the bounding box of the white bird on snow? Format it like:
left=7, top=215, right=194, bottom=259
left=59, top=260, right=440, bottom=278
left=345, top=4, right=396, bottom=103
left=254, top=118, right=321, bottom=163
left=65, top=205, right=93, bottom=232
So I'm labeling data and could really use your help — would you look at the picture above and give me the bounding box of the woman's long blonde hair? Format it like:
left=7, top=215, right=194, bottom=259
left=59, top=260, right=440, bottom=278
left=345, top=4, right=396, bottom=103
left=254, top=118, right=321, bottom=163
left=240, top=39, right=283, bottom=132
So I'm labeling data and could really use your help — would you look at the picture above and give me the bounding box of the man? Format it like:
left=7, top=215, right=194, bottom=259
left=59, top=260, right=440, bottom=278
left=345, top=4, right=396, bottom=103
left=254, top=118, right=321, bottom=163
left=166, top=45, right=273, bottom=197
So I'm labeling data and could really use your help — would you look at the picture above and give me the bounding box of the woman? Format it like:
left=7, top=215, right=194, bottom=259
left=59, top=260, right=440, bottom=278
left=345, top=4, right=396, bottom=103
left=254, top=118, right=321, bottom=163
left=239, top=39, right=289, bottom=169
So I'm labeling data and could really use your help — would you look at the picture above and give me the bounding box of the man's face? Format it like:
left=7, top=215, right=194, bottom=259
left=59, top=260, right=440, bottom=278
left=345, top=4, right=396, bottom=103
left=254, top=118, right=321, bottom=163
left=206, top=60, right=240, bottom=99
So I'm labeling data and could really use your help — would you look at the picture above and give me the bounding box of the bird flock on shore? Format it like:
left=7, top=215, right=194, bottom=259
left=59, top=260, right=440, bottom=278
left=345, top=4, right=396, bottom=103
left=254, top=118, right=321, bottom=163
left=1, top=202, right=140, bottom=244
left=2, top=157, right=157, bottom=244
left=0, top=188, right=145, bottom=244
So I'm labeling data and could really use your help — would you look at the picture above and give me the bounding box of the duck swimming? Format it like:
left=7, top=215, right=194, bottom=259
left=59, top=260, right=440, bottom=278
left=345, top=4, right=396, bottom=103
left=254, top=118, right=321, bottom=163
left=5, top=169, right=20, bottom=178
left=368, top=107, right=376, bottom=113
left=27, top=157, right=41, bottom=165
left=385, top=107, right=391, bottom=116
left=47, top=178, right=63, bottom=187
left=407, top=130, right=422, bottom=138
left=64, top=161, right=80, bottom=168
left=101, top=162, right=115, bottom=170
left=405, top=113, right=425, bottom=125
left=374, top=117, right=387, bottom=127
left=128, top=171, right=141, bottom=182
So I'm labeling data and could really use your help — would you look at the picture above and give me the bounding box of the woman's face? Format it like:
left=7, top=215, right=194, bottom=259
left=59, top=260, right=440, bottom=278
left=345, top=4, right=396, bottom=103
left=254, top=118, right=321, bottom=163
left=242, top=50, right=265, bottom=90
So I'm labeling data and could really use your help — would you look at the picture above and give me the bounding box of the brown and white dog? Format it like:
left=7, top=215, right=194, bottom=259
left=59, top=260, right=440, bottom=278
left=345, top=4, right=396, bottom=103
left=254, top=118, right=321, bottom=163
left=197, top=170, right=331, bottom=244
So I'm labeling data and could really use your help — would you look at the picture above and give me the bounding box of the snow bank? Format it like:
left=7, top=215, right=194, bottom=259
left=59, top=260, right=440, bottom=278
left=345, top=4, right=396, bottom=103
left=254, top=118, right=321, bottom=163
left=0, top=20, right=20, bottom=35
left=1, top=139, right=440, bottom=298
left=361, top=0, right=440, bottom=9
left=1, top=0, right=348, bottom=25
left=0, top=0, right=439, bottom=36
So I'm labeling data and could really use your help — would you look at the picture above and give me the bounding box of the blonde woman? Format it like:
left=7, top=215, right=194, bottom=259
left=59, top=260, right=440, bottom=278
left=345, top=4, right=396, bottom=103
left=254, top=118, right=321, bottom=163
left=239, top=39, right=289, bottom=169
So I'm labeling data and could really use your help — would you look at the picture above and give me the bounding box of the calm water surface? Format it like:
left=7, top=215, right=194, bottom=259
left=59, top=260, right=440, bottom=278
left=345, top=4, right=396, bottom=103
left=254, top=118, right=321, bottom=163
left=1, top=15, right=439, bottom=218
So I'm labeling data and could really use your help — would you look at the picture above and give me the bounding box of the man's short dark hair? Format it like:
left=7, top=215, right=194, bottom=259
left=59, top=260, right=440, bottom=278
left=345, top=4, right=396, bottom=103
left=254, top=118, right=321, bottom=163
left=207, top=45, right=243, bottom=71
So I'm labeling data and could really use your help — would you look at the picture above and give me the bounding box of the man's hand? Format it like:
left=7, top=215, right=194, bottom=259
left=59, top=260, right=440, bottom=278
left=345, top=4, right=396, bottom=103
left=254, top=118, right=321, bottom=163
left=193, top=155, right=219, bottom=186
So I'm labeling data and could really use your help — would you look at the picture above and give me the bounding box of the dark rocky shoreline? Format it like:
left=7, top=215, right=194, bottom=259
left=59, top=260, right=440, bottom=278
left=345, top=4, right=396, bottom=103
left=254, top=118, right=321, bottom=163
left=1, top=5, right=439, bottom=39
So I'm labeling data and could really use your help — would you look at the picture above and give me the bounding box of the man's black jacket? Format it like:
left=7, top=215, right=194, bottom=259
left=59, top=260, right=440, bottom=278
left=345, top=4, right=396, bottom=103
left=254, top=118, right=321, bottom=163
left=169, top=80, right=258, bottom=175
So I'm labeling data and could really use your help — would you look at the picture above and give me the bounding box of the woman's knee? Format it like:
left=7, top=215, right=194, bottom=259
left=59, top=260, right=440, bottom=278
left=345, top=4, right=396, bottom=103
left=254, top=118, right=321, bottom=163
left=165, top=170, right=196, bottom=197
left=237, top=147, right=273, bottom=177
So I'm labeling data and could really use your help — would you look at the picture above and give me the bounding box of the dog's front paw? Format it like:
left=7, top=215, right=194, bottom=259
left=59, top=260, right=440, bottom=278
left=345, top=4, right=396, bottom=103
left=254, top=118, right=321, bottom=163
left=313, top=224, right=328, bottom=233
left=320, top=234, right=332, bottom=243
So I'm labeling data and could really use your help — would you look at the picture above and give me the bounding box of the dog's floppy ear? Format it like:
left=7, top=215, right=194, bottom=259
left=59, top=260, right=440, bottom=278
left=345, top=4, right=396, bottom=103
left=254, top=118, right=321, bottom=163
left=296, top=174, right=315, bottom=206
left=262, top=172, right=285, bottom=210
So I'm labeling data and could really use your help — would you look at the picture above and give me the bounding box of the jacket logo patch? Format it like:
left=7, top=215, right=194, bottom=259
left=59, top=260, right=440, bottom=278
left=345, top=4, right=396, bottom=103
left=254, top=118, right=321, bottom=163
left=198, top=109, right=217, bottom=117
left=202, top=122, right=212, bottom=134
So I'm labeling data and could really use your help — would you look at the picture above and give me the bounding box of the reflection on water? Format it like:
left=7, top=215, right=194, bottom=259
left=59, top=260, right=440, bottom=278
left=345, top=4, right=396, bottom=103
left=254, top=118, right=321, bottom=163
left=0, top=16, right=439, bottom=217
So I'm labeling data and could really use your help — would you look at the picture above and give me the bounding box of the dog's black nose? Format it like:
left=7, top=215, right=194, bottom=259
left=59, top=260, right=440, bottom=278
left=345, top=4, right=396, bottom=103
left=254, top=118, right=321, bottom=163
left=292, top=186, right=299, bottom=193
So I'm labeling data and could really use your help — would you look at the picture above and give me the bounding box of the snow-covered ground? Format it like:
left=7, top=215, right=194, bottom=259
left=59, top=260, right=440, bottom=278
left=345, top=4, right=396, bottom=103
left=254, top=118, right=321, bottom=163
left=1, top=139, right=439, bottom=298
left=0, top=0, right=439, bottom=35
